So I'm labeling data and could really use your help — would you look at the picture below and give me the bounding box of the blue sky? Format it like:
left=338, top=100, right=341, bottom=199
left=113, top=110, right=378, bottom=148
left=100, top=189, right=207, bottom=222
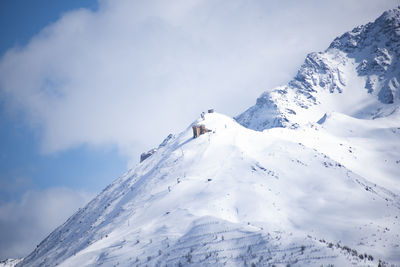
left=0, top=0, right=398, bottom=260
left=0, top=109, right=126, bottom=201
left=0, top=0, right=127, bottom=259
left=0, top=0, right=126, bottom=202
left=0, top=0, right=97, bottom=52
left=0, top=0, right=126, bottom=203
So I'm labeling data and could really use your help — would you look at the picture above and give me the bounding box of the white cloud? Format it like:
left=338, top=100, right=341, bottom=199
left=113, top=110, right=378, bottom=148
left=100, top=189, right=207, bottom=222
left=0, top=187, right=93, bottom=260
left=0, top=0, right=397, bottom=162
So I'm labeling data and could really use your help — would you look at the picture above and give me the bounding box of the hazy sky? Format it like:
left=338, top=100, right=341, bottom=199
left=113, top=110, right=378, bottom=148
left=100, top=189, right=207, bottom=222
left=0, top=0, right=398, bottom=260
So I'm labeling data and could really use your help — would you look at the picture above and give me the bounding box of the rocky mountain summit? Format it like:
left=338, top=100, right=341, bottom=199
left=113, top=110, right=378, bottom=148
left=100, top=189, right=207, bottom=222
left=236, top=7, right=400, bottom=130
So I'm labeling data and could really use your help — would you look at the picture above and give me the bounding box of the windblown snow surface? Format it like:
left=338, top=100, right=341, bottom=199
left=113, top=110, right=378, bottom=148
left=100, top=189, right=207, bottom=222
left=6, top=7, right=400, bottom=267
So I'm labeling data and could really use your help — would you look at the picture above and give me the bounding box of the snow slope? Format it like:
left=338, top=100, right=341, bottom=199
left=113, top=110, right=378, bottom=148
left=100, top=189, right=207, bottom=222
left=0, top=259, right=22, bottom=267
left=15, top=112, right=400, bottom=266
left=10, top=7, right=400, bottom=267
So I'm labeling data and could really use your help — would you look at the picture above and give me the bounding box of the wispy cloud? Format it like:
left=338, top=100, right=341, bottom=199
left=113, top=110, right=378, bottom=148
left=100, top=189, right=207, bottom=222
left=0, top=187, right=93, bottom=260
left=0, top=0, right=397, bottom=162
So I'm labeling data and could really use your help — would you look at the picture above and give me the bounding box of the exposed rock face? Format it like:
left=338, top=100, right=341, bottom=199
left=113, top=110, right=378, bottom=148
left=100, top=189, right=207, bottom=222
left=236, top=7, right=400, bottom=130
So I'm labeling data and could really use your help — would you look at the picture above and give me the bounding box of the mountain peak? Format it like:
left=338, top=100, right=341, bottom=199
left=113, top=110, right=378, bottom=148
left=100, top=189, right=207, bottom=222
left=329, top=7, right=400, bottom=53
left=16, top=105, right=400, bottom=266
left=378, top=6, right=400, bottom=25
left=237, top=7, right=400, bottom=131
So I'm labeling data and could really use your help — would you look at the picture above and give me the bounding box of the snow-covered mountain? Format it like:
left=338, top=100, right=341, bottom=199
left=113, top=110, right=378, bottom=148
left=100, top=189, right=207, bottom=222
left=7, top=7, right=400, bottom=267
left=236, top=7, right=400, bottom=130
left=13, top=112, right=400, bottom=266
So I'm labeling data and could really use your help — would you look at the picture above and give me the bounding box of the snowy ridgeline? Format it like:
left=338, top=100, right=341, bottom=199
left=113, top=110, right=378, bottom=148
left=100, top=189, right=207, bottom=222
left=7, top=7, right=400, bottom=267
left=13, top=111, right=400, bottom=266
left=236, top=7, right=400, bottom=131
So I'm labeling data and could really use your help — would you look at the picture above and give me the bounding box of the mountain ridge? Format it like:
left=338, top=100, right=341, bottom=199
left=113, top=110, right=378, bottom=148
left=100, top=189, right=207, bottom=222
left=236, top=7, right=400, bottom=131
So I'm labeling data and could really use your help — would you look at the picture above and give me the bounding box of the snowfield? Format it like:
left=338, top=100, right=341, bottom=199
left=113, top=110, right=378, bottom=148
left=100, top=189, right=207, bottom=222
left=13, top=111, right=400, bottom=266
left=5, top=7, right=400, bottom=267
